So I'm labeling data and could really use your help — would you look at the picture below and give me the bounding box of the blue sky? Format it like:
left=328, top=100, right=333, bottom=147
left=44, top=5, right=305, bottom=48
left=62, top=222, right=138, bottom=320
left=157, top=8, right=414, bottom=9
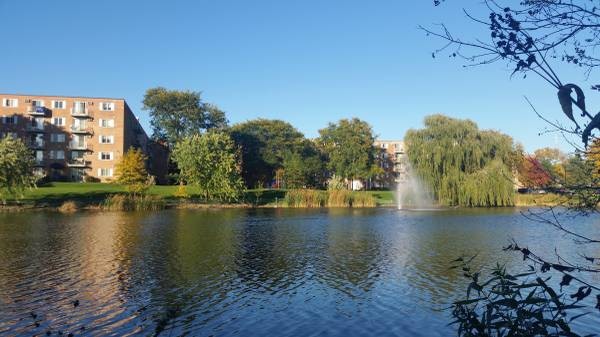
left=0, top=0, right=594, bottom=152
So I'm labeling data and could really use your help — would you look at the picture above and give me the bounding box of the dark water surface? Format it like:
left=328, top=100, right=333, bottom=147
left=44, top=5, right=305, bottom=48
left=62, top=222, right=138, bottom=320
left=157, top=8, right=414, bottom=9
left=1, top=208, right=600, bottom=336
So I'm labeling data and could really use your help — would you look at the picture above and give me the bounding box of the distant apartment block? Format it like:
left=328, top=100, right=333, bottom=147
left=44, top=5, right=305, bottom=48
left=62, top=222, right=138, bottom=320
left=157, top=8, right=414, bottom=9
left=374, top=140, right=408, bottom=187
left=0, top=94, right=167, bottom=182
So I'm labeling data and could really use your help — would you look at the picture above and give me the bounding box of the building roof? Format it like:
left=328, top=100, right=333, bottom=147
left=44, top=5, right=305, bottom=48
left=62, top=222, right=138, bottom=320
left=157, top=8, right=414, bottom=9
left=0, top=93, right=126, bottom=101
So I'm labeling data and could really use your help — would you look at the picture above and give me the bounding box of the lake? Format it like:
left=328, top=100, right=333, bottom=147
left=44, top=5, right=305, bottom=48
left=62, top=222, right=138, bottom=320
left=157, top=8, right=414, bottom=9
left=1, top=208, right=599, bottom=336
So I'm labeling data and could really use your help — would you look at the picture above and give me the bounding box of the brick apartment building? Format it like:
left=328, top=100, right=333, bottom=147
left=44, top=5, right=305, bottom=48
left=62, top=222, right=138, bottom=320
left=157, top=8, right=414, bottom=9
left=0, top=94, right=167, bottom=182
left=373, top=139, right=408, bottom=188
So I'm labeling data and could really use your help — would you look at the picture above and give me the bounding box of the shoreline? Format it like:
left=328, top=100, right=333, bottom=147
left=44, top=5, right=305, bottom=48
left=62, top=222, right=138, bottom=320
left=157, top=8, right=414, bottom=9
left=0, top=183, right=566, bottom=213
left=0, top=201, right=561, bottom=213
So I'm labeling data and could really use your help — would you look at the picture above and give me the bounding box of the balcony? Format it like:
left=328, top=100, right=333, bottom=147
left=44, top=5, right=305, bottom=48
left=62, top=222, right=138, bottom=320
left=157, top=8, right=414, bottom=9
left=27, top=140, right=45, bottom=149
left=70, top=107, right=93, bottom=118
left=27, top=106, right=49, bottom=116
left=70, top=125, right=93, bottom=134
left=69, top=142, right=93, bottom=152
left=67, top=159, right=91, bottom=167
left=25, top=125, right=45, bottom=132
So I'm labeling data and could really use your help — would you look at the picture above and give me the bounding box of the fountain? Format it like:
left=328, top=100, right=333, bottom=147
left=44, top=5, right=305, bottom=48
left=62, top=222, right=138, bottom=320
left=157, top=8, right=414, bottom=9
left=396, top=163, right=436, bottom=210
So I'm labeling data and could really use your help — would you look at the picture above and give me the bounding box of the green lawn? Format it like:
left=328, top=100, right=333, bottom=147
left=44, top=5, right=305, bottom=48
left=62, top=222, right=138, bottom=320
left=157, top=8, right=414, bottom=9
left=8, top=182, right=396, bottom=207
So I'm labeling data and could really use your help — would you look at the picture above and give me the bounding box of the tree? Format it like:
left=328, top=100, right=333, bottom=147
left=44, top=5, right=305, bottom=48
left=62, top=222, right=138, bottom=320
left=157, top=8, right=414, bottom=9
left=317, top=118, right=376, bottom=188
left=142, top=87, right=228, bottom=148
left=564, top=153, right=593, bottom=187
left=171, top=132, right=244, bottom=202
left=115, top=148, right=151, bottom=195
left=282, top=141, right=326, bottom=189
left=405, top=115, right=517, bottom=207
left=517, top=155, right=553, bottom=190
left=425, top=2, right=600, bottom=334
left=586, top=139, right=600, bottom=180
left=229, top=119, right=306, bottom=188
left=534, top=148, right=566, bottom=166
left=0, top=136, right=36, bottom=204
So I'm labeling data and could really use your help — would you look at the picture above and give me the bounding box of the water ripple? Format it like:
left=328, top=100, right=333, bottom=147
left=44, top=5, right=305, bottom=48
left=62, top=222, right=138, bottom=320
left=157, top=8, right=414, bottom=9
left=0, top=208, right=598, bottom=336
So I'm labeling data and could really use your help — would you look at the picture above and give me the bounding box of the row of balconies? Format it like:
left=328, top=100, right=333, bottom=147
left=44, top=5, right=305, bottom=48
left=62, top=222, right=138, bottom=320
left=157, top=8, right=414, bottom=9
left=26, top=141, right=93, bottom=151
left=25, top=125, right=94, bottom=134
left=26, top=106, right=94, bottom=118
left=33, top=159, right=92, bottom=167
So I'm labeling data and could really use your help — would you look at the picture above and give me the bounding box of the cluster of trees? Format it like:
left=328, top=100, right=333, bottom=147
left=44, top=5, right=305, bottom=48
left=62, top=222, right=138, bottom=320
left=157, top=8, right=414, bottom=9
left=142, top=88, right=381, bottom=199
left=406, top=114, right=600, bottom=208
left=405, top=114, right=518, bottom=207
left=516, top=146, right=598, bottom=190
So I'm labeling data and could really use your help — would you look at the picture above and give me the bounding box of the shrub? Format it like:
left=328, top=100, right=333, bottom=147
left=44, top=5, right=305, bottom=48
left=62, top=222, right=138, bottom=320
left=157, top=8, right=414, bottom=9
left=58, top=200, right=78, bottom=213
left=326, top=175, right=346, bottom=191
left=101, top=194, right=165, bottom=211
left=83, top=175, right=100, bottom=183
left=351, top=192, right=377, bottom=207
left=327, top=189, right=353, bottom=207
left=115, top=148, right=151, bottom=194
left=284, top=189, right=327, bottom=208
left=0, top=136, right=36, bottom=204
left=174, top=183, right=190, bottom=199
left=172, top=132, right=244, bottom=202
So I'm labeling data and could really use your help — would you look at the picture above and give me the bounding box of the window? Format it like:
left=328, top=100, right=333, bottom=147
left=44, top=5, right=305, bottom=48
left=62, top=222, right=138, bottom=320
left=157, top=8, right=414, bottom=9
left=73, top=101, right=87, bottom=114
left=52, top=117, right=66, bottom=126
left=71, top=151, right=84, bottom=160
left=98, top=168, right=113, bottom=177
left=100, top=102, right=115, bottom=111
left=99, top=119, right=115, bottom=128
left=99, top=152, right=113, bottom=161
left=52, top=100, right=66, bottom=109
left=99, top=135, right=114, bottom=144
left=35, top=150, right=44, bottom=163
left=0, top=132, right=17, bottom=139
left=31, top=100, right=44, bottom=107
left=1, top=116, right=18, bottom=124
left=32, top=117, right=44, bottom=130
left=2, top=98, right=18, bottom=107
left=49, top=150, right=65, bottom=160
left=50, top=133, right=66, bottom=143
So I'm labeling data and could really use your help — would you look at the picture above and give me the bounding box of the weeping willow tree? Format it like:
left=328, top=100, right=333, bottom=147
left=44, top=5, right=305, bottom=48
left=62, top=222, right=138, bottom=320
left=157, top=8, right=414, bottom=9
left=405, top=115, right=518, bottom=207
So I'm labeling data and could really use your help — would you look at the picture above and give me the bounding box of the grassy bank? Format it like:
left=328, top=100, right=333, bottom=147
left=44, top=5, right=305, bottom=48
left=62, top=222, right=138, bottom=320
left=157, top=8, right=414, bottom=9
left=514, top=193, right=567, bottom=207
left=3, top=182, right=396, bottom=210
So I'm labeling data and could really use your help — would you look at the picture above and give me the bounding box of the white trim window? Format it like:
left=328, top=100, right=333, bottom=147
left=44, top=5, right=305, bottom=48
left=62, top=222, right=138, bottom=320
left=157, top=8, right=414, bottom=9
left=52, top=100, right=66, bottom=109
left=52, top=117, right=66, bottom=126
left=100, top=102, right=115, bottom=111
left=98, top=168, right=113, bottom=177
left=99, top=119, right=115, bottom=128
left=73, top=101, right=87, bottom=114
left=31, top=100, right=44, bottom=107
left=98, top=152, right=113, bottom=161
left=50, top=133, right=66, bottom=143
left=1, top=116, right=18, bottom=124
left=2, top=98, right=18, bottom=107
left=99, top=135, right=114, bottom=144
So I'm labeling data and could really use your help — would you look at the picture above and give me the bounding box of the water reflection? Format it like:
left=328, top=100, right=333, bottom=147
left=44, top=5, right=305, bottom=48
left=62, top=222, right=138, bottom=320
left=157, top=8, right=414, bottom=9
left=0, top=208, right=598, bottom=336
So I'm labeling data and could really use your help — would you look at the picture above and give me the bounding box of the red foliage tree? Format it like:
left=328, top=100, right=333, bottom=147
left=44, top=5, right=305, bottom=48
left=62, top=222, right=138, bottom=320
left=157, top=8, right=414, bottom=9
left=517, top=156, right=552, bottom=189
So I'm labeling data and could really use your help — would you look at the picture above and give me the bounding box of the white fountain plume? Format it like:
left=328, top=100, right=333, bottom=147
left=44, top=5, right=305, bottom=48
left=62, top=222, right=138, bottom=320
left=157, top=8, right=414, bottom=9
left=396, top=162, right=435, bottom=210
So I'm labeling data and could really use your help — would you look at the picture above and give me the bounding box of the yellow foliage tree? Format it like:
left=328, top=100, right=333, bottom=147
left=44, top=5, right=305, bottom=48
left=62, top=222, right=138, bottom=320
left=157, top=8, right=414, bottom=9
left=115, top=148, right=151, bottom=194
left=587, top=139, right=600, bottom=180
